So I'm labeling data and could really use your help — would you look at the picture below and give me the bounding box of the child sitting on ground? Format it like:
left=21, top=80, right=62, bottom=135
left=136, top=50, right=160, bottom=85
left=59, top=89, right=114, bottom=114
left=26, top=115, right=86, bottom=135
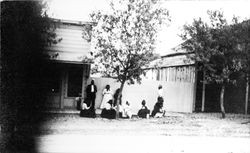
left=122, top=101, right=132, bottom=119
left=137, top=100, right=150, bottom=118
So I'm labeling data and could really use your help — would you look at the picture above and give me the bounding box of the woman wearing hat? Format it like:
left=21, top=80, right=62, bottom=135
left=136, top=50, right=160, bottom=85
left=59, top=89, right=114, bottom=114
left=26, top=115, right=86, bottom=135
left=100, top=84, right=113, bottom=109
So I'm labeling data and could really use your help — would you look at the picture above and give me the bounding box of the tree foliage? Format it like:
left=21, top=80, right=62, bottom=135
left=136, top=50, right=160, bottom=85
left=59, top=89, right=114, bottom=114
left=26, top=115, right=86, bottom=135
left=180, top=10, right=243, bottom=118
left=85, top=0, right=169, bottom=117
left=233, top=19, right=250, bottom=74
left=233, top=19, right=250, bottom=114
left=88, top=0, right=169, bottom=84
left=181, top=10, right=240, bottom=85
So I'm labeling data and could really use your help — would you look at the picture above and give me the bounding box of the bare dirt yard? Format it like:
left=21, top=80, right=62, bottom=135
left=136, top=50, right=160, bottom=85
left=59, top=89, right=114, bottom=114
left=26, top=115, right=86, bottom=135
left=40, top=112, right=250, bottom=137
left=36, top=112, right=250, bottom=153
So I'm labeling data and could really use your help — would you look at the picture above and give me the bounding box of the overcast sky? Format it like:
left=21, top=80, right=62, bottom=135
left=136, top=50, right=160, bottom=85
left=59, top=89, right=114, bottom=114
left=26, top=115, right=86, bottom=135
left=47, top=0, right=250, bottom=55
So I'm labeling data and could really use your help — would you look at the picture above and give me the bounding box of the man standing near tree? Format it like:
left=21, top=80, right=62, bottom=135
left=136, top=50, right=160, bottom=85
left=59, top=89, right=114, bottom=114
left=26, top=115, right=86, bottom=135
left=86, top=79, right=97, bottom=110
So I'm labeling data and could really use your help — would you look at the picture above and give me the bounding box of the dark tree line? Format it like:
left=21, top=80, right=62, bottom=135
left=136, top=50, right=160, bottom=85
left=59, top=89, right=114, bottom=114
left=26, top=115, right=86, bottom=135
left=1, top=1, right=58, bottom=152
left=181, top=10, right=250, bottom=118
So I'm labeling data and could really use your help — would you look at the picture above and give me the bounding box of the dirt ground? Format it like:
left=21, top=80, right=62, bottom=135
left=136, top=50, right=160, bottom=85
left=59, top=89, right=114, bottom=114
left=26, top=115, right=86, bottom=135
left=40, top=112, right=250, bottom=137
left=36, top=112, right=250, bottom=153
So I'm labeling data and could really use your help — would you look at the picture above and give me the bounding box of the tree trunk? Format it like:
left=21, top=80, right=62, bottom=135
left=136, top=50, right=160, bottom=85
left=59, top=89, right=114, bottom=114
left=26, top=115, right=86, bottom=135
left=220, top=84, right=226, bottom=118
left=116, top=81, right=125, bottom=119
left=245, top=75, right=249, bottom=115
left=201, top=70, right=206, bottom=112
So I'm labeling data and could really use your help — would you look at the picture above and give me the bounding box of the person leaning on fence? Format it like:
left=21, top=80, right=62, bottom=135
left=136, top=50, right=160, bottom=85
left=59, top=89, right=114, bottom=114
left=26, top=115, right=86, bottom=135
left=113, top=88, right=122, bottom=107
left=151, top=97, right=165, bottom=118
left=113, top=88, right=123, bottom=117
left=101, top=100, right=116, bottom=119
left=137, top=100, right=150, bottom=118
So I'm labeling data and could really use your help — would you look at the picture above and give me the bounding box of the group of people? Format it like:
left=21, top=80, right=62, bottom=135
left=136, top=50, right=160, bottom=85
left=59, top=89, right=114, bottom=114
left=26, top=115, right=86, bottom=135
left=100, top=84, right=133, bottom=119
left=79, top=79, right=165, bottom=119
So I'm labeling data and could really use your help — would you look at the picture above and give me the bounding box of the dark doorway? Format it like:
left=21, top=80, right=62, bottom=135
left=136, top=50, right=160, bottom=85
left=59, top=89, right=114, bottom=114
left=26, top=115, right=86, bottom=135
left=67, top=65, right=83, bottom=97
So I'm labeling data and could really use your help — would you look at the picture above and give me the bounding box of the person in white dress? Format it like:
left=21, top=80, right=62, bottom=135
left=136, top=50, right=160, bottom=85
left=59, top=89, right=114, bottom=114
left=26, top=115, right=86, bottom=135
left=158, top=85, right=163, bottom=98
left=100, top=85, right=113, bottom=109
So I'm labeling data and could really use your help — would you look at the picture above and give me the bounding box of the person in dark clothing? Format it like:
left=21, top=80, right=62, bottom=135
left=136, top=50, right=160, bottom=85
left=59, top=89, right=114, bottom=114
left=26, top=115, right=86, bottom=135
left=86, top=79, right=97, bottom=110
left=101, top=100, right=116, bottom=119
left=151, top=97, right=165, bottom=118
left=113, top=88, right=122, bottom=107
left=80, top=99, right=96, bottom=118
left=76, top=97, right=82, bottom=110
left=138, top=100, right=150, bottom=118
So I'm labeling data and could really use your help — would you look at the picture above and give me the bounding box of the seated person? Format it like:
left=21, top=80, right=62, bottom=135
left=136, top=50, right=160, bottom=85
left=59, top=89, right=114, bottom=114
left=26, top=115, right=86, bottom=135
left=151, top=97, right=165, bottom=118
left=101, top=100, right=116, bottom=119
left=122, top=101, right=132, bottom=119
left=80, top=104, right=96, bottom=118
left=137, top=100, right=150, bottom=118
left=75, top=97, right=83, bottom=110
left=80, top=99, right=96, bottom=118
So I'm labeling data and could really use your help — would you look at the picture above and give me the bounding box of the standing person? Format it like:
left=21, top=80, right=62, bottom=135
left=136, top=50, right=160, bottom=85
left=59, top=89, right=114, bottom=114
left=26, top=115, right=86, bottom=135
left=100, top=85, right=113, bottom=109
left=113, top=88, right=122, bottom=107
left=158, top=85, right=163, bottom=99
left=86, top=79, right=97, bottom=110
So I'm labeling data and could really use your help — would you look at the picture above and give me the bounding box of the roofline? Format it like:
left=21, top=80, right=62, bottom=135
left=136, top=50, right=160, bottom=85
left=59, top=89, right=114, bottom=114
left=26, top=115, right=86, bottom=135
left=144, top=63, right=195, bottom=70
left=161, top=52, right=194, bottom=58
left=50, top=18, right=94, bottom=26
left=49, top=59, right=91, bottom=65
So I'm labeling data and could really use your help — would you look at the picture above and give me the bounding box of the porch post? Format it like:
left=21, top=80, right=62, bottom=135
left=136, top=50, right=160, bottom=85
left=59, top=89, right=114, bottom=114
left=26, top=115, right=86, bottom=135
left=60, top=70, right=66, bottom=109
left=192, top=65, right=198, bottom=112
left=201, top=70, right=206, bottom=112
left=81, top=64, right=90, bottom=99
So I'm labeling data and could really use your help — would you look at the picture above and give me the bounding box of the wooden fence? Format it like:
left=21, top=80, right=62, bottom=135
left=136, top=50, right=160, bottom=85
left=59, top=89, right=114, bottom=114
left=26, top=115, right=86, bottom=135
left=87, top=77, right=195, bottom=114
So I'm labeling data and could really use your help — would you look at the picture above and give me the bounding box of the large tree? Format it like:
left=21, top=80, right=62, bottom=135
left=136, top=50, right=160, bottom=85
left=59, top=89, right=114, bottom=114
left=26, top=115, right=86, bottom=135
left=86, top=0, right=169, bottom=117
left=181, top=11, right=240, bottom=118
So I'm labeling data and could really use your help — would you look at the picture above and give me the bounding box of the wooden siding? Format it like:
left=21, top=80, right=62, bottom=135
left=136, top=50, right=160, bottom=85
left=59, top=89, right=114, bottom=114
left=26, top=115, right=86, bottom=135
left=142, top=54, right=196, bottom=112
left=145, top=66, right=196, bottom=83
left=47, top=23, right=91, bottom=62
